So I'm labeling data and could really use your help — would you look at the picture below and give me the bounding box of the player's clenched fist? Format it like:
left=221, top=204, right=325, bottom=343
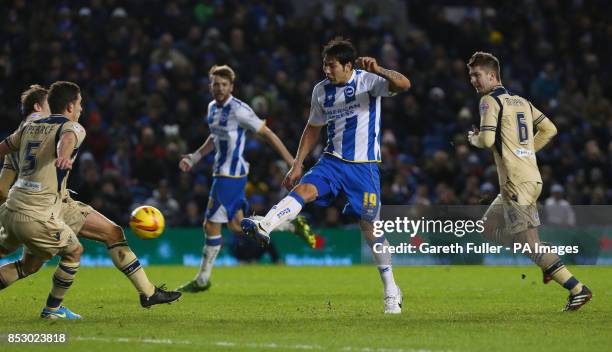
left=467, top=126, right=480, bottom=147
left=179, top=154, right=194, bottom=172
left=356, top=57, right=380, bottom=74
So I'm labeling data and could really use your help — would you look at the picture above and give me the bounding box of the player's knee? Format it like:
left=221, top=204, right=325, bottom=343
left=292, top=184, right=317, bottom=203
left=75, top=243, right=84, bottom=256
left=67, top=243, right=84, bottom=261
left=20, top=259, right=44, bottom=276
left=204, top=221, right=215, bottom=237
left=359, top=222, right=379, bottom=244
left=107, top=224, right=126, bottom=244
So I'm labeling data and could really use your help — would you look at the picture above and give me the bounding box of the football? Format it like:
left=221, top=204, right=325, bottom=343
left=129, top=205, right=165, bottom=240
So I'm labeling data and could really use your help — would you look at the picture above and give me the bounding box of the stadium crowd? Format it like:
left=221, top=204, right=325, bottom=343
left=1, top=0, right=610, bottom=227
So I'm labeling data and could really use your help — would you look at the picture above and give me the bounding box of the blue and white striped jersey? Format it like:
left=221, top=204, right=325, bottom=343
left=308, top=70, right=393, bottom=163
left=206, top=96, right=265, bottom=177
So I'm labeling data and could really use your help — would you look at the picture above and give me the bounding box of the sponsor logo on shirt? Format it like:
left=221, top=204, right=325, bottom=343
left=14, top=178, right=42, bottom=191
left=514, top=148, right=535, bottom=158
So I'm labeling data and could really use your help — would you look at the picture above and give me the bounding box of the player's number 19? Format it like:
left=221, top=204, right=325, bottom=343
left=363, top=192, right=377, bottom=209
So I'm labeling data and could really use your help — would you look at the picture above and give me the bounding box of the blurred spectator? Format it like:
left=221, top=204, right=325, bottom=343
left=545, top=184, right=576, bottom=226
left=97, top=175, right=132, bottom=224
left=174, top=172, right=194, bottom=206
left=103, top=138, right=132, bottom=183
left=144, top=179, right=180, bottom=226
left=150, top=33, right=192, bottom=74
left=191, top=175, right=210, bottom=207
left=133, top=126, right=166, bottom=189
left=177, top=200, right=204, bottom=227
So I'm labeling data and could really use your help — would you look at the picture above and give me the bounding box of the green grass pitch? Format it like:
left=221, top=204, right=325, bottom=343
left=0, top=265, right=610, bottom=352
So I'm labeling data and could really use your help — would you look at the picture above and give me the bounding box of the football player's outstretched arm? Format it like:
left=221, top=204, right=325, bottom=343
left=282, top=124, right=322, bottom=190
left=179, top=135, right=214, bottom=172
left=356, top=56, right=411, bottom=93
left=534, top=117, right=557, bottom=152
left=257, top=125, right=294, bottom=165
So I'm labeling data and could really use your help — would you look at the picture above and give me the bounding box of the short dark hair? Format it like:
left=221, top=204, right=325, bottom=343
left=322, top=37, right=356, bottom=66
left=209, top=65, right=236, bottom=83
left=467, top=52, right=501, bottom=81
left=48, top=81, right=81, bottom=114
left=20, top=84, right=48, bottom=116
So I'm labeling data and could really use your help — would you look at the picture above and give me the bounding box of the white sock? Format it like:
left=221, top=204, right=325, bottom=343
left=370, top=237, right=398, bottom=296
left=195, top=234, right=222, bottom=286
left=378, top=265, right=398, bottom=296
left=259, top=192, right=304, bottom=233
left=253, top=215, right=295, bottom=232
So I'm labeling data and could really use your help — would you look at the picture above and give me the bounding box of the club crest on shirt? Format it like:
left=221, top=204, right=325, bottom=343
left=345, top=86, right=355, bottom=98
left=73, top=123, right=85, bottom=134
left=480, top=102, right=489, bottom=114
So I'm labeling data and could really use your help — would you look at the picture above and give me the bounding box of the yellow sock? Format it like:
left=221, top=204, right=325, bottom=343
left=107, top=241, right=155, bottom=297
left=538, top=254, right=583, bottom=295
left=46, top=260, right=79, bottom=308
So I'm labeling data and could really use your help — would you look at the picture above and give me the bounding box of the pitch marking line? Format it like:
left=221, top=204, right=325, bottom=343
left=73, top=336, right=450, bottom=352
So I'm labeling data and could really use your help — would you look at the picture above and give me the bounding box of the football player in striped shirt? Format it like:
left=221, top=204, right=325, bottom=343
left=177, top=65, right=316, bottom=292
left=242, top=38, right=411, bottom=313
left=467, top=51, right=591, bottom=311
